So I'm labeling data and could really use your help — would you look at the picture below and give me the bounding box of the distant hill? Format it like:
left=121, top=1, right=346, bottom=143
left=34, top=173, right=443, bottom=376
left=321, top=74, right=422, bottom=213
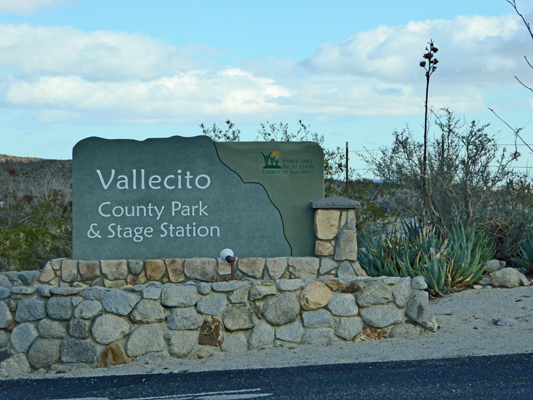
left=0, top=154, right=71, bottom=163
left=0, top=154, right=72, bottom=181
left=0, top=154, right=69, bottom=163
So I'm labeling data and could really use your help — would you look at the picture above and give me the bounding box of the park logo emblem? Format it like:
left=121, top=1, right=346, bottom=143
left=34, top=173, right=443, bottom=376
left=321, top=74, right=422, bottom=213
left=261, top=150, right=282, bottom=169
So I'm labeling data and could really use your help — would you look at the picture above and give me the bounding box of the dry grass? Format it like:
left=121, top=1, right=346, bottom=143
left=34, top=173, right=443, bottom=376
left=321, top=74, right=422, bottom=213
left=0, top=154, right=72, bottom=270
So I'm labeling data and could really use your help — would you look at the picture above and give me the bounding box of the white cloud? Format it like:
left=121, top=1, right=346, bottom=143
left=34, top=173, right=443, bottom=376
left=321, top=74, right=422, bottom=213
left=0, top=0, right=72, bottom=14
left=0, top=24, right=294, bottom=123
left=0, top=24, right=216, bottom=80
left=0, top=13, right=532, bottom=125
left=297, top=14, right=532, bottom=116
left=3, top=69, right=292, bottom=123
left=302, top=15, right=526, bottom=83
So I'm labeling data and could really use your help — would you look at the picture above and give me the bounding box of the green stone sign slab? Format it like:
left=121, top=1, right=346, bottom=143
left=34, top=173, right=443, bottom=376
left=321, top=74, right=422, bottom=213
left=72, top=136, right=323, bottom=260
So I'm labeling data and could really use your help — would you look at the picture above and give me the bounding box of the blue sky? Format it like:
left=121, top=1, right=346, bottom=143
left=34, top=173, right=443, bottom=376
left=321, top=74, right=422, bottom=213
left=1, top=0, right=533, bottom=177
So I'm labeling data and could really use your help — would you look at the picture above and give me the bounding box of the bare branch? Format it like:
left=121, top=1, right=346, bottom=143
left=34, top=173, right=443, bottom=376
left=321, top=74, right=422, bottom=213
left=524, top=55, right=533, bottom=70
left=514, top=75, right=533, bottom=93
left=488, top=107, right=533, bottom=154
left=507, top=0, right=533, bottom=41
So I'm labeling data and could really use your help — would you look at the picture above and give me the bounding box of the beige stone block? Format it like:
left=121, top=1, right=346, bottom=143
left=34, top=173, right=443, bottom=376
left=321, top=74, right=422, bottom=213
left=61, top=260, right=78, bottom=282
left=145, top=259, right=166, bottom=281
left=79, top=261, right=100, bottom=280
left=238, top=258, right=265, bottom=279
left=334, top=230, right=358, bottom=261
left=166, top=259, right=184, bottom=283
left=288, top=257, right=319, bottom=279
left=104, top=278, right=126, bottom=288
left=217, top=258, right=233, bottom=276
left=315, top=241, right=334, bottom=256
left=38, top=262, right=55, bottom=283
left=266, top=258, right=287, bottom=280
left=49, top=277, right=60, bottom=286
left=137, top=271, right=147, bottom=284
left=347, top=209, right=356, bottom=230
left=101, top=260, right=128, bottom=280
left=281, top=272, right=290, bottom=279
left=51, top=260, right=61, bottom=270
left=299, top=281, right=333, bottom=311
left=184, top=258, right=217, bottom=282
left=314, top=209, right=340, bottom=240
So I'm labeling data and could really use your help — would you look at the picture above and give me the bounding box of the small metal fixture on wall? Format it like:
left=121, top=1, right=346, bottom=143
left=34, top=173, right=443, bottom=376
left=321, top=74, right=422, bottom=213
left=220, top=248, right=236, bottom=280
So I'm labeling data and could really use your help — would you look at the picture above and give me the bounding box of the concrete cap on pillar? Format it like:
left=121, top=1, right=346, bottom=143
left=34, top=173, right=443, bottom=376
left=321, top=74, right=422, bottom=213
left=310, top=196, right=361, bottom=209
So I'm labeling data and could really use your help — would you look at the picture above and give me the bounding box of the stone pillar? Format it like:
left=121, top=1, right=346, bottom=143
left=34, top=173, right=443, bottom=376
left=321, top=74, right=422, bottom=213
left=310, top=196, right=366, bottom=280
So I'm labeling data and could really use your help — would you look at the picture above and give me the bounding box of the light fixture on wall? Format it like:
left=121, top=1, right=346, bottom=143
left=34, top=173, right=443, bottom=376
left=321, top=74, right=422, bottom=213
left=220, top=248, right=236, bottom=280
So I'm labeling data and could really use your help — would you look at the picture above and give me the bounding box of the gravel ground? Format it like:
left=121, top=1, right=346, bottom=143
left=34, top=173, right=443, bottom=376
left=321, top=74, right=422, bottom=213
left=20, top=285, right=533, bottom=380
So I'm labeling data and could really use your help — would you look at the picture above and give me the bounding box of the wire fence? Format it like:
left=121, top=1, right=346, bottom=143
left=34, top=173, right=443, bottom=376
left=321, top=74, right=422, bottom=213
left=348, top=143, right=533, bottom=178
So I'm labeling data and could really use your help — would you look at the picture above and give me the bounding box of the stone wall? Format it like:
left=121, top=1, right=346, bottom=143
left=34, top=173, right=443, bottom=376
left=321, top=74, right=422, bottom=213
left=0, top=275, right=436, bottom=377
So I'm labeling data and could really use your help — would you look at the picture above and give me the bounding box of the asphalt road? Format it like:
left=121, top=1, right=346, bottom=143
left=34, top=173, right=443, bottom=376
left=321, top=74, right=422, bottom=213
left=1, top=353, right=532, bottom=400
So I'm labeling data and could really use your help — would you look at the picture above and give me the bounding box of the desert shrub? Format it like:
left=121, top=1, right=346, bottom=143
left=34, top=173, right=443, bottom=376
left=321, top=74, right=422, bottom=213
left=0, top=160, right=72, bottom=270
left=479, top=176, right=533, bottom=262
left=360, top=109, right=532, bottom=265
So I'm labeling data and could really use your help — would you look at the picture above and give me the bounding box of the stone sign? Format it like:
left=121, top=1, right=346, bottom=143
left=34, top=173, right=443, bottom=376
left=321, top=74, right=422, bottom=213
left=72, top=136, right=323, bottom=260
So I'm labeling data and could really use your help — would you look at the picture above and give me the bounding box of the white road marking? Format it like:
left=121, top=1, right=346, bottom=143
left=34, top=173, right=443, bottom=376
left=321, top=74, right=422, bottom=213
left=54, top=388, right=273, bottom=400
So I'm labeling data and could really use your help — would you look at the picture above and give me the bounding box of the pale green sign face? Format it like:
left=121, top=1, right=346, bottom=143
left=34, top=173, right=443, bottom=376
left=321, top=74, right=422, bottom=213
left=72, top=136, right=323, bottom=260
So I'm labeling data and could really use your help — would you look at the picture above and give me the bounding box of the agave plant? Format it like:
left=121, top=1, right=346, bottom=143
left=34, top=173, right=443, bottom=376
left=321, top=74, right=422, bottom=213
left=406, top=224, right=451, bottom=295
left=408, top=224, right=446, bottom=259
left=513, top=232, right=533, bottom=274
left=419, top=251, right=452, bottom=296
left=359, top=219, right=496, bottom=295
left=358, top=231, right=418, bottom=277
left=449, top=223, right=494, bottom=287
left=358, top=233, right=402, bottom=277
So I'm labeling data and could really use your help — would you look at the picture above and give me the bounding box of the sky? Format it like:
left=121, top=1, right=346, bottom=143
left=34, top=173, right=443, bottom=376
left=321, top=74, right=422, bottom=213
left=1, top=0, right=533, bottom=178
